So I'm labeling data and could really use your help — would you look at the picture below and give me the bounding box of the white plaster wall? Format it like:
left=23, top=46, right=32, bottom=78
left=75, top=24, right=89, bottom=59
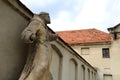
left=50, top=41, right=98, bottom=80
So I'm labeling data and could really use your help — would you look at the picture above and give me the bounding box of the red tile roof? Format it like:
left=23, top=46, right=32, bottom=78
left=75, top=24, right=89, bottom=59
left=56, top=28, right=112, bottom=44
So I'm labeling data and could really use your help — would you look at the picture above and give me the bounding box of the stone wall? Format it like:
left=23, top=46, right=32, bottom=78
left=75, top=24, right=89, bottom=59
left=0, top=0, right=32, bottom=80
left=109, top=25, right=120, bottom=80
left=71, top=43, right=112, bottom=80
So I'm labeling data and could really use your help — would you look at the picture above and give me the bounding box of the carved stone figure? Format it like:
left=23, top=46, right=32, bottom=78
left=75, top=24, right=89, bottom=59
left=19, top=12, right=57, bottom=80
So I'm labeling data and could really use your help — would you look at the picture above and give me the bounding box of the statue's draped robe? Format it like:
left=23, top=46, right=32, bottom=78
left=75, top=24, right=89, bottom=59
left=19, top=15, right=52, bottom=80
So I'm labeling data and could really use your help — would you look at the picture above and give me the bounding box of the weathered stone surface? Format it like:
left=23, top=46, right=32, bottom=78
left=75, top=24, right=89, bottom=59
left=19, top=12, right=57, bottom=80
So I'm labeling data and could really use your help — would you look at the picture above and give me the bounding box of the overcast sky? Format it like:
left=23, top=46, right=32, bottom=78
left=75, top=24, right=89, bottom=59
left=20, top=0, right=120, bottom=32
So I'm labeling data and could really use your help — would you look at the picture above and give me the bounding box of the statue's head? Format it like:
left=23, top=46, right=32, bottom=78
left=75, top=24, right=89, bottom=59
left=39, top=12, right=51, bottom=24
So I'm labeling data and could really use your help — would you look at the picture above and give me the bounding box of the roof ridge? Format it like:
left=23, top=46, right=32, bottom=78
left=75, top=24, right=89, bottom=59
left=56, top=28, right=97, bottom=32
left=56, top=28, right=112, bottom=44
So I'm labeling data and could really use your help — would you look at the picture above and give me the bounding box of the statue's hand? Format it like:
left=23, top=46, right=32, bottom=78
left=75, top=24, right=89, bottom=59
left=49, top=34, right=59, bottom=41
left=30, top=33, right=36, bottom=42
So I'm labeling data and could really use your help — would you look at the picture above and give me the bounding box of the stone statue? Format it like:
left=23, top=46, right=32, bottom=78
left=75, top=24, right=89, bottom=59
left=19, top=12, right=57, bottom=80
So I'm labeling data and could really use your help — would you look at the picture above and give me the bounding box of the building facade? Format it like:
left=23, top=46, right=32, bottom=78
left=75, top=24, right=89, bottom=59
left=57, top=28, right=114, bottom=80
left=108, top=24, right=120, bottom=80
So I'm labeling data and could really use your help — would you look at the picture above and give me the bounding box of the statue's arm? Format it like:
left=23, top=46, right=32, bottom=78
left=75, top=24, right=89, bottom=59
left=21, top=21, right=41, bottom=43
left=21, top=29, right=36, bottom=43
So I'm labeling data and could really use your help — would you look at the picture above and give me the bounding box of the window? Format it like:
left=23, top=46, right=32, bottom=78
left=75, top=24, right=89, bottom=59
left=102, top=48, right=110, bottom=58
left=104, top=74, right=113, bottom=80
left=81, top=48, right=89, bottom=55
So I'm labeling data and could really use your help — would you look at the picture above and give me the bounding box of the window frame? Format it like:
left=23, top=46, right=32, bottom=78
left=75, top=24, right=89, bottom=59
left=81, top=48, right=90, bottom=55
left=102, top=48, right=110, bottom=58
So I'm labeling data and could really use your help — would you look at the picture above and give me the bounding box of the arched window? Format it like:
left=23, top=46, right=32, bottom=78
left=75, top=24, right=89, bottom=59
left=69, top=58, right=78, bottom=80
left=91, top=71, right=93, bottom=80
left=50, top=45, right=63, bottom=80
left=87, top=69, right=90, bottom=80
